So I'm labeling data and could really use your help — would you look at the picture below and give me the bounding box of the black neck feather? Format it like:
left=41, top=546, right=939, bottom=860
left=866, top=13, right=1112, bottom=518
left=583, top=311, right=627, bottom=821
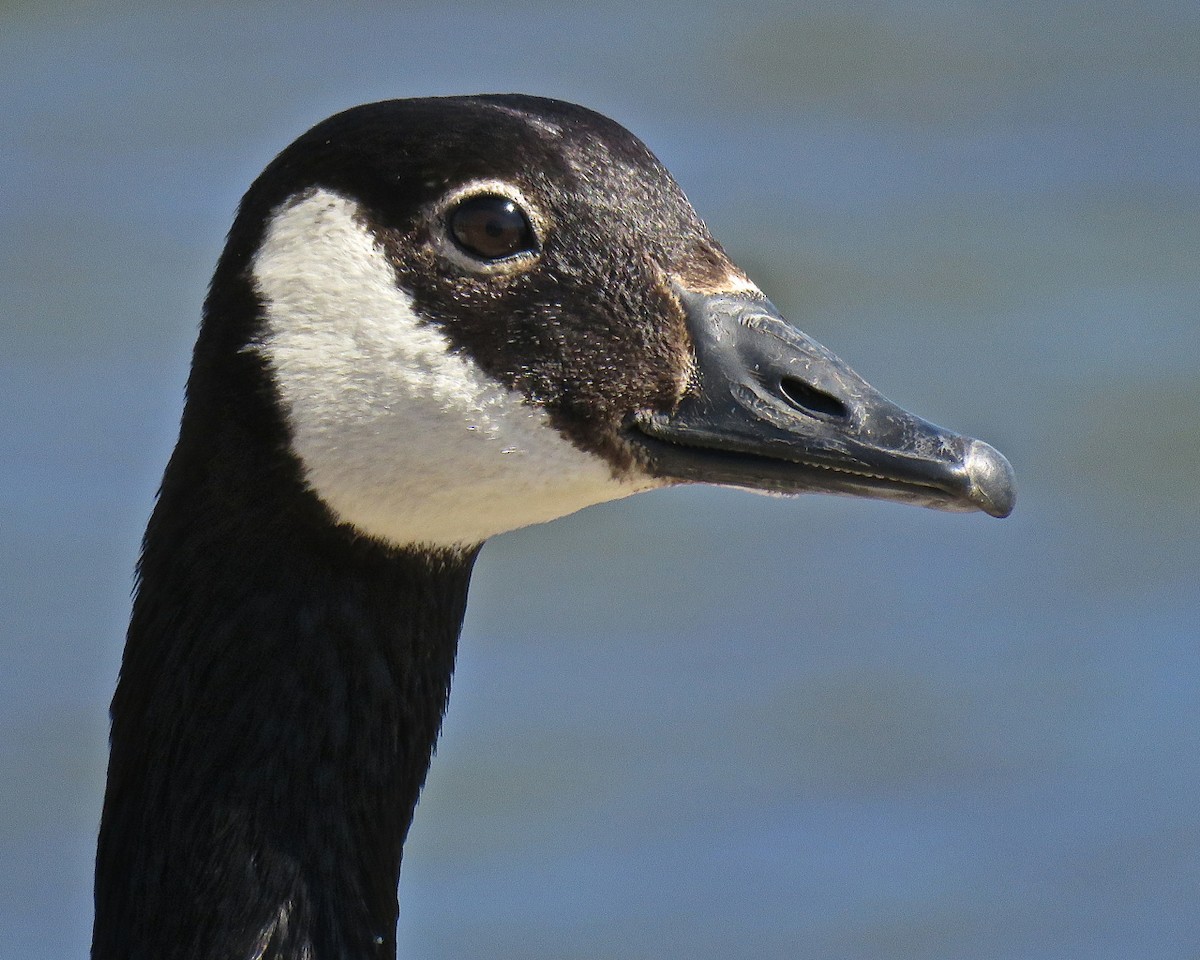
left=93, top=265, right=478, bottom=960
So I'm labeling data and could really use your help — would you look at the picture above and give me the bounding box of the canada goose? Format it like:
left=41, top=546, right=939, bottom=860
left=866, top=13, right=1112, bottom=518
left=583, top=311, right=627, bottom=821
left=92, top=95, right=1014, bottom=960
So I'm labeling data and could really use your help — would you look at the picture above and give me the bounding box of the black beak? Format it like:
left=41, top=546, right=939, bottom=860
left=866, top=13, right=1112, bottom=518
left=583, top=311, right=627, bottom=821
left=631, top=290, right=1015, bottom=518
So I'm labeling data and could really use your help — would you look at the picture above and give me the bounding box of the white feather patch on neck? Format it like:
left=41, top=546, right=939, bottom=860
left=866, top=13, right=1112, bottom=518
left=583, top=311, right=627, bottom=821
left=251, top=188, right=657, bottom=548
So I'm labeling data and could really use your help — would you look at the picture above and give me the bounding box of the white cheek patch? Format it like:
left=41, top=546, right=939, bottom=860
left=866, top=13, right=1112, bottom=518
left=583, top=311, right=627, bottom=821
left=251, top=188, right=659, bottom=547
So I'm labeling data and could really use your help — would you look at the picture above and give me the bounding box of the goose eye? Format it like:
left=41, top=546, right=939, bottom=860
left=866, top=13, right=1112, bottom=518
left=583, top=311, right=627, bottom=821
left=448, top=194, right=537, bottom=261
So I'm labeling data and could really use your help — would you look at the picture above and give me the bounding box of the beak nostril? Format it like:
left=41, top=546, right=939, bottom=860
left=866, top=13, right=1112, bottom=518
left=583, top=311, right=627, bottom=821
left=778, top=376, right=850, bottom=420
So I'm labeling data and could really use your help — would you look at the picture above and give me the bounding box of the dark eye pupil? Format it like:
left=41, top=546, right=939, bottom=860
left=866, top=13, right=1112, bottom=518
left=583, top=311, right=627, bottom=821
left=449, top=194, right=536, bottom=261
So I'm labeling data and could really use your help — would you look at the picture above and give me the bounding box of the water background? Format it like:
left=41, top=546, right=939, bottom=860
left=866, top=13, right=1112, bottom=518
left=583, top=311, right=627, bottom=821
left=2, top=1, right=1198, bottom=957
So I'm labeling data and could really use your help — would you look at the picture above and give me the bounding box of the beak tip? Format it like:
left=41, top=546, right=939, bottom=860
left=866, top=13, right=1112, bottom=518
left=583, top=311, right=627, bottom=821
left=964, top=439, right=1016, bottom=518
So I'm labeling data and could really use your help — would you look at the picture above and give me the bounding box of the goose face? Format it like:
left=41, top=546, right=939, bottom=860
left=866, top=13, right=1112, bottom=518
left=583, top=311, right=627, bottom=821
left=243, top=95, right=1012, bottom=549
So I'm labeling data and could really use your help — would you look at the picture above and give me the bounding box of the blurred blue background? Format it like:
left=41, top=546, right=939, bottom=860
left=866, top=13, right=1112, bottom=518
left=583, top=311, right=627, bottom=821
left=2, top=1, right=1198, bottom=957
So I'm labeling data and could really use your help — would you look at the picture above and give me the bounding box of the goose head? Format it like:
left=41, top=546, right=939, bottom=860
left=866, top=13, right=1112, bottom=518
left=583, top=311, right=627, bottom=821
left=95, top=95, right=1015, bottom=960
left=206, top=94, right=1011, bottom=551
